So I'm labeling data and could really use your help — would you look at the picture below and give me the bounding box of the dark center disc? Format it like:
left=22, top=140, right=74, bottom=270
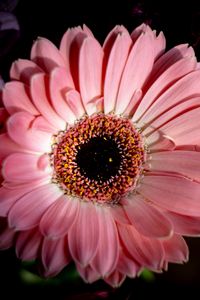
left=76, top=136, right=122, bottom=182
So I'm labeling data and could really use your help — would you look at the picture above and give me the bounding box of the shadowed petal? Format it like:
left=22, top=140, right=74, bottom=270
left=110, top=205, right=131, bottom=225
left=133, top=56, right=197, bottom=122
left=65, top=89, right=85, bottom=119
left=16, top=228, right=42, bottom=260
left=91, top=207, right=119, bottom=277
left=0, top=180, right=46, bottom=216
left=0, top=134, right=27, bottom=162
left=124, top=194, right=173, bottom=238
left=10, top=59, right=43, bottom=84
left=7, top=111, right=52, bottom=152
left=104, top=271, right=125, bottom=288
left=2, top=153, right=51, bottom=182
left=76, top=264, right=100, bottom=283
left=145, top=44, right=195, bottom=88
left=138, top=174, right=200, bottom=216
left=147, top=133, right=176, bottom=152
left=140, top=70, right=200, bottom=125
left=68, top=202, right=99, bottom=266
left=0, top=219, right=15, bottom=249
left=131, top=24, right=166, bottom=59
left=104, top=32, right=132, bottom=114
left=115, top=31, right=154, bottom=114
left=150, top=150, right=200, bottom=181
left=8, top=184, right=63, bottom=230
left=79, top=37, right=103, bottom=115
left=42, top=236, right=71, bottom=277
left=162, top=235, right=188, bottom=263
left=60, top=26, right=89, bottom=71
left=117, top=249, right=141, bottom=278
left=30, top=73, right=66, bottom=130
left=3, top=81, right=39, bottom=115
left=49, top=67, right=76, bottom=124
left=118, top=223, right=164, bottom=271
left=147, top=107, right=200, bottom=147
left=31, top=38, right=66, bottom=73
left=143, top=96, right=200, bottom=136
left=166, top=211, right=200, bottom=236
left=40, top=196, right=79, bottom=239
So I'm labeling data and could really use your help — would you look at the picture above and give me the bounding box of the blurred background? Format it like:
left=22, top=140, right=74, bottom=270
left=1, top=0, right=200, bottom=298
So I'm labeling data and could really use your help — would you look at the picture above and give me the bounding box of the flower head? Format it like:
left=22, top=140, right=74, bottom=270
left=1, top=23, right=200, bottom=287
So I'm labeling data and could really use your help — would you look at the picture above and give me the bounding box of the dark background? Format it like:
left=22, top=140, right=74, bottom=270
left=1, top=0, right=200, bottom=299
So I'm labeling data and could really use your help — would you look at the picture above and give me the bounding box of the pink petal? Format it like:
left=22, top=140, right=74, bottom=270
left=118, top=223, right=164, bottom=271
left=131, top=24, right=166, bottom=59
left=115, top=31, right=154, bottom=114
left=3, top=82, right=38, bottom=115
left=76, top=264, right=100, bottom=283
left=0, top=180, right=45, bottom=216
left=145, top=44, right=195, bottom=88
left=0, top=133, right=26, bottom=162
left=91, top=207, right=119, bottom=277
left=16, top=228, right=42, bottom=260
left=124, top=194, right=173, bottom=238
left=110, top=205, right=131, bottom=225
left=138, top=174, right=200, bottom=216
left=2, top=153, right=51, bottom=182
left=148, top=107, right=200, bottom=147
left=42, top=236, right=71, bottom=277
left=37, top=154, right=50, bottom=170
left=30, top=73, right=66, bottom=130
left=102, top=26, right=129, bottom=87
left=49, top=67, right=76, bottom=124
left=60, top=26, right=87, bottom=70
left=104, top=271, right=125, bottom=288
left=0, top=218, right=15, bottom=249
left=10, top=59, right=43, bottom=84
left=31, top=115, right=57, bottom=133
left=79, top=37, right=103, bottom=115
left=82, top=24, right=94, bottom=37
left=133, top=56, right=197, bottom=122
left=68, top=202, right=99, bottom=266
left=143, top=96, right=200, bottom=136
left=31, top=38, right=66, bottom=73
left=122, top=89, right=143, bottom=117
left=153, top=31, right=166, bottom=60
left=147, top=133, right=176, bottom=152
left=150, top=150, right=200, bottom=181
left=162, top=234, right=188, bottom=263
left=140, top=70, right=200, bottom=126
left=166, top=211, right=200, bottom=236
left=103, top=32, right=132, bottom=114
left=7, top=112, right=52, bottom=152
left=103, top=25, right=129, bottom=50
left=131, top=23, right=150, bottom=42
left=65, top=89, right=85, bottom=119
left=40, top=196, right=79, bottom=239
left=60, top=28, right=88, bottom=88
left=8, top=183, right=63, bottom=230
left=117, top=249, right=140, bottom=278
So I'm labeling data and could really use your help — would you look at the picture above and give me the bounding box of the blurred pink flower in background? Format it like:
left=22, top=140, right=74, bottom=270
left=1, top=23, right=200, bottom=287
left=0, top=11, right=20, bottom=58
left=0, top=75, right=4, bottom=90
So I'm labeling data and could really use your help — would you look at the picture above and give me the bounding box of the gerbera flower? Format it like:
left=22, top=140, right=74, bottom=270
left=1, top=23, right=200, bottom=287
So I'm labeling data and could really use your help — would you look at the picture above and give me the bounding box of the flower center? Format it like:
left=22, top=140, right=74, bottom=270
left=52, top=114, right=145, bottom=204
left=76, top=136, right=121, bottom=182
